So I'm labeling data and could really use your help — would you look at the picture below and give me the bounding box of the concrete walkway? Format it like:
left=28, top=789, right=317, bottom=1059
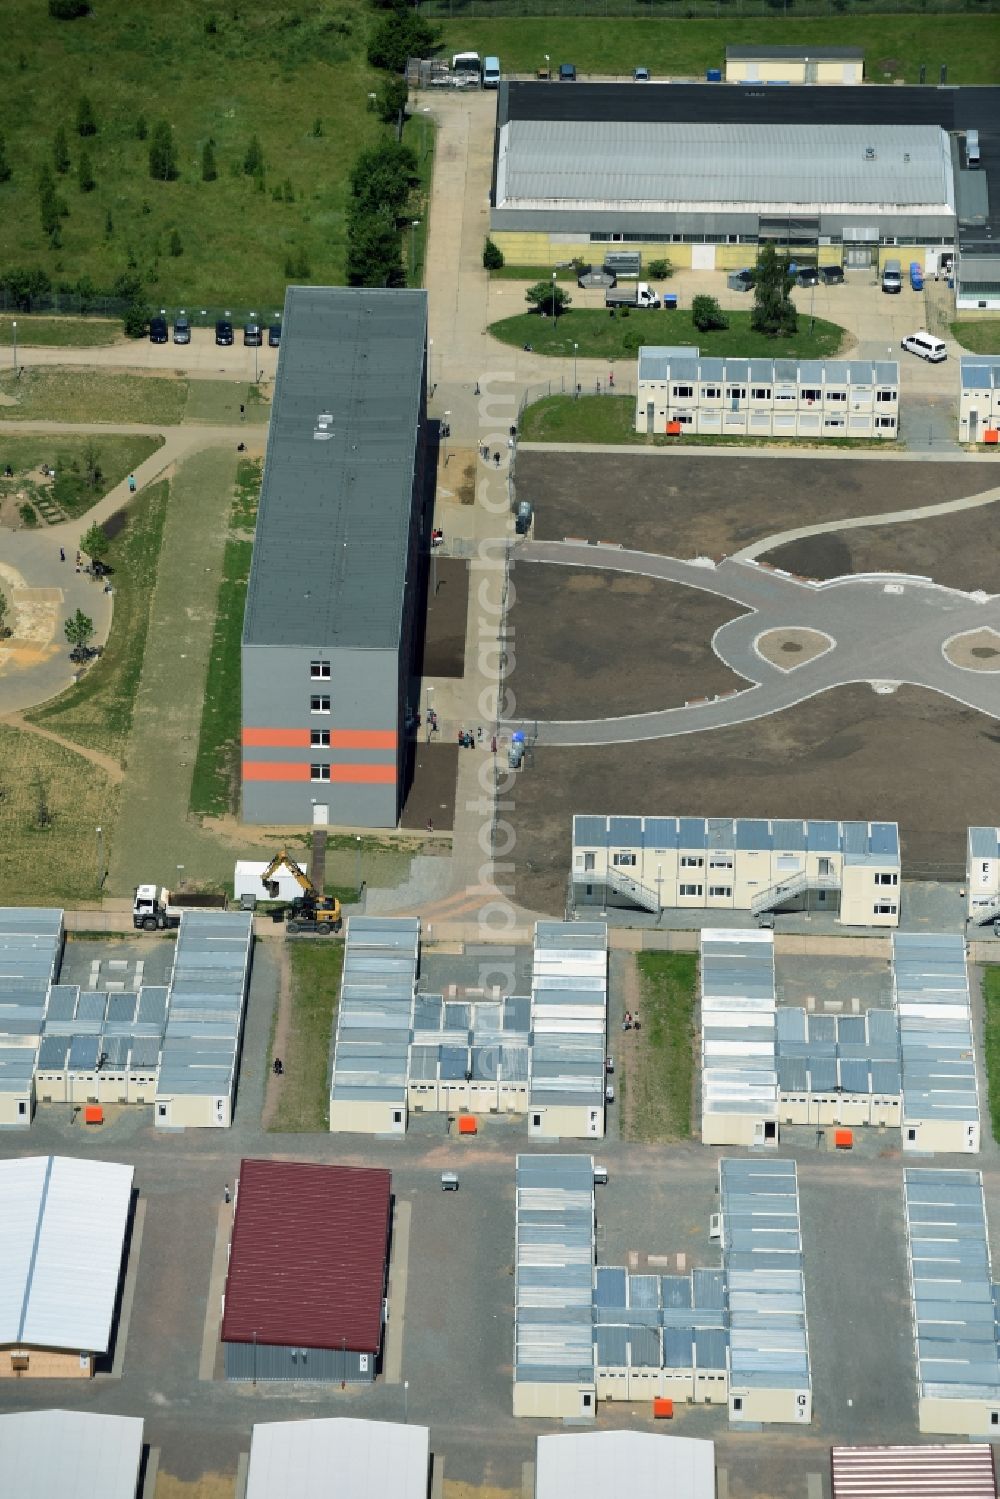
left=505, top=539, right=1000, bottom=746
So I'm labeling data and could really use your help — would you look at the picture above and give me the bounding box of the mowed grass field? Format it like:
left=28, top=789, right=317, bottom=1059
left=0, top=0, right=389, bottom=307
left=492, top=307, right=846, bottom=360
left=0, top=724, right=117, bottom=904
left=0, top=370, right=188, bottom=424
left=0, top=315, right=121, bottom=347
left=440, top=15, right=1000, bottom=83
left=951, top=321, right=1000, bottom=354
left=0, top=433, right=162, bottom=519
left=270, top=941, right=344, bottom=1133
left=623, top=952, right=698, bottom=1143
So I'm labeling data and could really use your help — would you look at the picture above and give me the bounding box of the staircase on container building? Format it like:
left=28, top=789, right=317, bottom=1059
left=750, top=870, right=841, bottom=919
left=968, top=894, right=1000, bottom=927
left=606, top=865, right=661, bottom=914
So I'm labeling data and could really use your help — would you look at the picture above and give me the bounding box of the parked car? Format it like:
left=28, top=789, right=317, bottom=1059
left=149, top=315, right=168, bottom=344
left=173, top=315, right=191, bottom=345
left=901, top=330, right=947, bottom=363
left=732, top=268, right=755, bottom=291
left=215, top=319, right=234, bottom=346
left=244, top=322, right=262, bottom=347
left=633, top=66, right=650, bottom=81
left=820, top=265, right=844, bottom=285
left=268, top=323, right=281, bottom=348
left=795, top=267, right=819, bottom=288
left=559, top=62, right=577, bottom=81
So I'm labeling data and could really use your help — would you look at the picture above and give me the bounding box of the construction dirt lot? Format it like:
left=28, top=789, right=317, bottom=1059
left=764, top=503, right=1000, bottom=594
left=422, top=557, right=470, bottom=678
left=509, top=684, right=992, bottom=914
left=507, top=563, right=748, bottom=718
left=520, top=450, right=994, bottom=560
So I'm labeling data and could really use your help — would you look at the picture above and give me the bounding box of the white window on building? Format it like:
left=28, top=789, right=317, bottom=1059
left=709, top=885, right=732, bottom=898
left=310, top=695, right=331, bottom=714
left=876, top=388, right=896, bottom=402
left=826, top=390, right=847, bottom=402
left=310, top=765, right=330, bottom=781
left=709, top=857, right=733, bottom=869
left=875, top=872, right=898, bottom=886
left=726, top=386, right=746, bottom=402
left=702, top=385, right=721, bottom=399
left=680, top=883, right=703, bottom=897
left=612, top=852, right=636, bottom=867
left=824, top=418, right=845, bottom=429
left=751, top=386, right=771, bottom=401
left=874, top=902, right=897, bottom=916
left=876, top=416, right=896, bottom=429
left=311, top=729, right=330, bottom=747
left=801, top=388, right=821, bottom=404
left=310, top=660, right=331, bottom=678
left=680, top=855, right=703, bottom=868
left=672, top=384, right=694, bottom=398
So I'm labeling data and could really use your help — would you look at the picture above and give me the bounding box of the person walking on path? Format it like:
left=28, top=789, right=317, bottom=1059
left=224, top=1183, right=231, bottom=1205
left=128, top=474, right=137, bottom=493
left=59, top=547, right=65, bottom=562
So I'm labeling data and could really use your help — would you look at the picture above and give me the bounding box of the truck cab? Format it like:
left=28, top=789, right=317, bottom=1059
left=133, top=885, right=178, bottom=931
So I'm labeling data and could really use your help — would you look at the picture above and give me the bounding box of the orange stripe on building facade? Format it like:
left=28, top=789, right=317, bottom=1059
left=331, top=730, right=397, bottom=750
left=242, top=762, right=311, bottom=782
left=331, top=764, right=396, bottom=784
left=242, top=727, right=311, bottom=748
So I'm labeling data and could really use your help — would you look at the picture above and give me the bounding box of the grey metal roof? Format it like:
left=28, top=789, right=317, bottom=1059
left=960, top=357, right=1000, bottom=390
left=720, top=1158, right=810, bottom=1395
left=330, top=917, right=419, bottom=1107
left=497, top=121, right=953, bottom=215
left=701, top=930, right=777, bottom=1127
left=969, top=825, right=1000, bottom=859
left=245, top=1417, right=430, bottom=1499
left=904, top=1168, right=1000, bottom=1404
left=727, top=44, right=864, bottom=60
left=156, top=912, right=253, bottom=1105
left=535, top=1432, right=716, bottom=1499
left=242, top=286, right=427, bottom=650
left=893, top=933, right=980, bottom=1133
left=529, top=921, right=607, bottom=1114
left=0, top=1155, right=133, bottom=1353
left=514, top=1154, right=596, bottom=1388
left=575, top=815, right=899, bottom=862
left=0, top=1410, right=145, bottom=1499
left=0, top=1045, right=38, bottom=1092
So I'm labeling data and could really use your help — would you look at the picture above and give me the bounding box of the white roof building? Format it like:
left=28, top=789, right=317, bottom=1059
left=0, top=1409, right=143, bottom=1499
left=0, top=1155, right=133, bottom=1355
left=536, top=1431, right=715, bottom=1499
left=245, top=1417, right=430, bottom=1499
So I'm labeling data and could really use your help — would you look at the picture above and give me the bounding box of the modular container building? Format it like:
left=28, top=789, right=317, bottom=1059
left=968, top=826, right=1000, bottom=925
left=528, top=922, right=607, bottom=1141
left=535, top=1431, right=716, bottom=1499
left=0, top=1410, right=144, bottom=1499
left=241, top=285, right=429, bottom=829
left=329, top=917, right=419, bottom=1134
left=0, top=907, right=63, bottom=1127
left=222, top=1158, right=391, bottom=1383
left=246, top=1418, right=430, bottom=1499
left=700, top=929, right=778, bottom=1149
left=958, top=358, right=1000, bottom=443
left=724, top=45, right=864, bottom=85
left=0, top=1155, right=133, bottom=1378
left=594, top=1263, right=729, bottom=1406
left=893, top=932, right=980, bottom=1154
left=572, top=816, right=901, bottom=927
left=636, top=351, right=899, bottom=441
left=904, top=1168, right=1000, bottom=1435
left=513, top=1153, right=597, bottom=1419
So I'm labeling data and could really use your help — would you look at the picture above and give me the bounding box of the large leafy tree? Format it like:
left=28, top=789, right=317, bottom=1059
left=751, top=245, right=798, bottom=337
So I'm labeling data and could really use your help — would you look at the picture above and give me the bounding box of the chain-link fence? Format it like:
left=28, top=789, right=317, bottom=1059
left=0, top=290, right=284, bottom=326
left=519, top=374, right=636, bottom=413
left=418, top=0, right=997, bottom=15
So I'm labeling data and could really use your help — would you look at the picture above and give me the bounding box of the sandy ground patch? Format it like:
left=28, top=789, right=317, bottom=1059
left=943, top=626, right=1000, bottom=671
left=756, top=626, right=835, bottom=671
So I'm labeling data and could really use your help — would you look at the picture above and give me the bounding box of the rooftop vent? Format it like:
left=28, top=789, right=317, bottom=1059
left=864, top=146, right=876, bottom=161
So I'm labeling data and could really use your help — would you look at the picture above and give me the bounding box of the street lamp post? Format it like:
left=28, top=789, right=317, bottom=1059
left=355, top=835, right=362, bottom=897
left=96, top=826, right=103, bottom=888
left=443, top=410, right=451, bottom=467
left=573, top=342, right=579, bottom=398
left=11, top=319, right=17, bottom=375
left=428, top=338, right=434, bottom=395
left=551, top=270, right=557, bottom=321
left=250, top=311, right=259, bottom=383
left=404, top=1378, right=409, bottom=1424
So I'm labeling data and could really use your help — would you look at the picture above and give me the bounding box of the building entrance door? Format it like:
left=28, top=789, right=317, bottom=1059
left=844, top=246, right=873, bottom=269
left=312, top=803, right=329, bottom=826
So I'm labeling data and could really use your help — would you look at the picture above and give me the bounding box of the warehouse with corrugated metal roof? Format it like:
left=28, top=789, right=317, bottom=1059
left=221, top=1158, right=392, bottom=1382
left=831, top=1442, right=997, bottom=1498
left=0, top=1409, right=145, bottom=1497
left=535, top=1431, right=716, bottom=1499
left=241, top=285, right=429, bottom=829
left=0, top=1155, right=134, bottom=1378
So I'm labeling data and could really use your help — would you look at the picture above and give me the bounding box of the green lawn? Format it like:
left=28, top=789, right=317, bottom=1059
left=269, top=940, right=344, bottom=1133
left=440, top=16, right=1000, bottom=84
left=493, top=308, right=846, bottom=361
left=0, top=315, right=121, bottom=347
left=189, top=459, right=261, bottom=818
left=984, top=968, right=1000, bottom=1143
left=0, top=433, right=162, bottom=520
left=624, top=951, right=698, bottom=1142
left=0, top=0, right=395, bottom=307
left=951, top=321, right=1000, bottom=355
left=183, top=380, right=271, bottom=425
left=521, top=393, right=634, bottom=442
left=0, top=370, right=188, bottom=424
left=407, top=115, right=436, bottom=288
left=26, top=480, right=170, bottom=760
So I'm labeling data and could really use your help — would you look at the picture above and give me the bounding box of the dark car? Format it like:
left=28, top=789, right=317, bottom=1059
left=215, top=319, right=234, bottom=346
left=173, top=315, right=191, bottom=345
left=795, top=267, right=819, bottom=288
left=149, top=315, right=168, bottom=344
left=268, top=323, right=281, bottom=348
left=559, top=62, right=576, bottom=81
left=633, top=66, right=650, bottom=81
left=820, top=265, right=845, bottom=286
left=732, top=268, right=755, bottom=291
left=244, top=322, right=262, bottom=347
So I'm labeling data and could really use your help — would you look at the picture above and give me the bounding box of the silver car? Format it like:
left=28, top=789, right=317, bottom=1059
left=173, top=316, right=191, bottom=345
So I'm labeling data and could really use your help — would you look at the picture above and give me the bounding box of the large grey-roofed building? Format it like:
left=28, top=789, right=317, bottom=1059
left=242, top=285, right=429, bottom=828
left=0, top=1409, right=144, bottom=1499
left=245, top=1418, right=430, bottom=1499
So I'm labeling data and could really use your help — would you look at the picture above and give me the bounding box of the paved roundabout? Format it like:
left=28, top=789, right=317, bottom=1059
left=507, top=539, right=1000, bottom=746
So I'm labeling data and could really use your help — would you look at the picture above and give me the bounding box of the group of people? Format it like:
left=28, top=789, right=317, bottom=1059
left=621, top=1010, right=640, bottom=1033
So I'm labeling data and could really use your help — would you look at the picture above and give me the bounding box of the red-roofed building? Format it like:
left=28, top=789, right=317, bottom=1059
left=221, top=1159, right=392, bottom=1383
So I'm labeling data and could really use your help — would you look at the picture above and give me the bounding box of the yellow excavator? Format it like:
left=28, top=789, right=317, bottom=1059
left=259, top=849, right=342, bottom=934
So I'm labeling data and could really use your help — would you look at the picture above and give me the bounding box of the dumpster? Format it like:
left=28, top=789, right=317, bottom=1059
left=458, top=1115, right=478, bottom=1135
left=653, top=1397, right=674, bottom=1417
left=834, top=1128, right=854, bottom=1150
left=909, top=262, right=924, bottom=291
left=706, top=68, right=722, bottom=82
left=663, top=292, right=677, bottom=310
left=666, top=420, right=682, bottom=436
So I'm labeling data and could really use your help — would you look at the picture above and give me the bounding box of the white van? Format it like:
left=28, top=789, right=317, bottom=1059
left=901, top=330, right=947, bottom=363
left=881, top=258, right=902, bottom=294
left=966, top=129, right=981, bottom=168
left=482, top=56, right=501, bottom=88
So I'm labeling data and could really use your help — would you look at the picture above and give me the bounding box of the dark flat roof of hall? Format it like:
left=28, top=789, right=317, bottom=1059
left=726, top=45, right=864, bottom=60
left=242, top=285, right=426, bottom=651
